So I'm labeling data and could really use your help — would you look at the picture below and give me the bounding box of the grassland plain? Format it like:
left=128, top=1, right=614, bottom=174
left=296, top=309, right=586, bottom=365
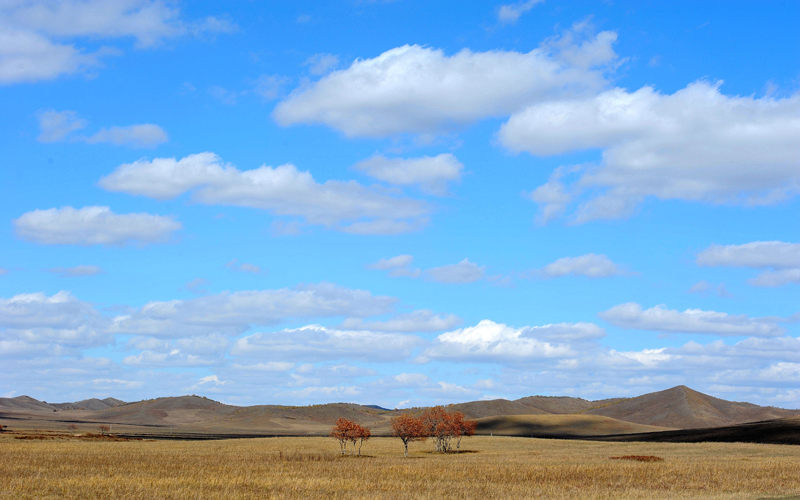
left=2, top=432, right=800, bottom=499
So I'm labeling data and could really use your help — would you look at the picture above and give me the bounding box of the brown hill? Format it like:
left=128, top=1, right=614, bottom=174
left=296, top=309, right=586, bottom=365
left=448, top=399, right=549, bottom=419
left=475, top=414, right=671, bottom=437
left=586, top=386, right=800, bottom=429
left=52, top=397, right=125, bottom=411
left=197, top=403, right=390, bottom=435
left=0, top=395, right=58, bottom=412
left=515, top=395, right=626, bottom=414
left=91, top=395, right=238, bottom=426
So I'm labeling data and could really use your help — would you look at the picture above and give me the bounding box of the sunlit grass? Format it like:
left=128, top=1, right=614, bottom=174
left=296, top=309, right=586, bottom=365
left=2, top=432, right=799, bottom=499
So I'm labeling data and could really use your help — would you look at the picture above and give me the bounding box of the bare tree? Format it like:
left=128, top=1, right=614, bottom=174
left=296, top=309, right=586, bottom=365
left=390, top=413, right=427, bottom=457
left=67, top=424, right=78, bottom=433
left=98, top=425, right=110, bottom=435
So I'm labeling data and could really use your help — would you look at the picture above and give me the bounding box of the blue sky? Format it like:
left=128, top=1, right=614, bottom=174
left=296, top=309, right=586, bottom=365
left=1, top=0, right=799, bottom=408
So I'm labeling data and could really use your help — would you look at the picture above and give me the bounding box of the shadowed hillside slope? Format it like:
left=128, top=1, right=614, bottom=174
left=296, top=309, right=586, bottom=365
left=475, top=414, right=671, bottom=437
left=594, top=416, right=800, bottom=445
left=586, top=386, right=800, bottom=429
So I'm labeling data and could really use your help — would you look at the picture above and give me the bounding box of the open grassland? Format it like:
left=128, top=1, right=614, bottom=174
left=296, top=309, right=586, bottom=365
left=2, top=432, right=800, bottom=499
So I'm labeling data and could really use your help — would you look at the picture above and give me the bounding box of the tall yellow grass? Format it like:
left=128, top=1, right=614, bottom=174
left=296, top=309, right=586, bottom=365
left=2, top=431, right=799, bottom=499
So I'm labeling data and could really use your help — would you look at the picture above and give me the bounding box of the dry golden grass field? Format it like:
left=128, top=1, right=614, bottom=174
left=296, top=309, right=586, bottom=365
left=2, top=430, right=800, bottom=499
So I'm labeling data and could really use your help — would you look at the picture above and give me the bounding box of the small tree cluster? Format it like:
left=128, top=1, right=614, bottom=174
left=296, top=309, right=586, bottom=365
left=329, top=418, right=371, bottom=456
left=391, top=407, right=477, bottom=456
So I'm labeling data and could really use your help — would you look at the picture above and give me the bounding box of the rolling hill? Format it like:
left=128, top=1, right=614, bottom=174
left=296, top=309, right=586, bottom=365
left=2, top=386, right=799, bottom=442
left=585, top=385, right=800, bottom=429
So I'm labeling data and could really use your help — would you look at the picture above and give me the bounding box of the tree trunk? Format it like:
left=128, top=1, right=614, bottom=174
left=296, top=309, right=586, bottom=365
left=404, top=440, right=408, bottom=457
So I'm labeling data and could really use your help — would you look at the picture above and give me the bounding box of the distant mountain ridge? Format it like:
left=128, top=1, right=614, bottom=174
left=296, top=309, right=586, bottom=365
left=2, top=386, right=798, bottom=436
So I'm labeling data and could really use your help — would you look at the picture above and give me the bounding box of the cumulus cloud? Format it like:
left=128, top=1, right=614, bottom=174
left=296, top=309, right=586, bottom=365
left=0, top=0, right=235, bottom=84
left=504, top=82, right=800, bottom=223
left=425, top=259, right=485, bottom=284
left=600, top=303, right=785, bottom=337
left=273, top=25, right=618, bottom=137
left=534, top=253, right=628, bottom=278
left=14, top=206, right=180, bottom=246
left=47, top=265, right=104, bottom=277
left=0, top=291, right=111, bottom=351
left=698, top=241, right=800, bottom=288
left=98, top=152, right=430, bottom=234
left=340, top=310, right=462, bottom=332
left=109, top=283, right=397, bottom=337
left=354, top=154, right=464, bottom=195
left=231, top=324, right=422, bottom=362
left=424, top=319, right=602, bottom=362
left=498, top=0, right=544, bottom=24
left=37, top=109, right=167, bottom=147
left=698, top=241, right=800, bottom=268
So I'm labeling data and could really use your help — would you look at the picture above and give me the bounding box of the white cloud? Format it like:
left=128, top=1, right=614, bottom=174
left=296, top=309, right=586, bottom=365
left=697, top=241, right=800, bottom=288
left=304, top=53, right=339, bottom=75
left=600, top=303, right=785, bottom=337
left=698, top=241, right=800, bottom=268
left=109, top=283, right=397, bottom=337
left=689, top=280, right=732, bottom=298
left=231, top=324, right=422, bottom=362
left=47, top=265, right=104, bottom=277
left=366, top=254, right=414, bottom=270
left=498, top=0, right=544, bottom=24
left=535, top=253, right=628, bottom=278
left=340, top=309, right=461, bottom=332
left=37, top=109, right=87, bottom=141
left=0, top=291, right=111, bottom=351
left=98, top=152, right=430, bottom=234
left=0, top=0, right=235, bottom=84
left=748, top=269, right=800, bottom=288
left=273, top=26, right=618, bottom=137
left=85, top=124, right=167, bottom=147
left=37, top=109, right=167, bottom=147
left=253, top=74, right=290, bottom=100
left=14, top=206, right=180, bottom=246
left=232, top=362, right=295, bottom=372
left=354, top=154, right=463, bottom=195
left=424, top=319, right=590, bottom=362
left=0, top=24, right=103, bottom=84
left=503, top=82, right=800, bottom=223
left=226, top=259, right=262, bottom=274
left=425, top=258, right=485, bottom=284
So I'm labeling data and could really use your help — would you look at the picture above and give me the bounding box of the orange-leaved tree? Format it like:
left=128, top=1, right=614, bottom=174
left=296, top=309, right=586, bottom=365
left=420, top=406, right=455, bottom=453
left=419, top=407, right=477, bottom=453
left=355, top=424, right=370, bottom=456
left=330, top=417, right=353, bottom=456
left=390, top=413, right=426, bottom=457
left=451, top=412, right=477, bottom=452
left=330, top=418, right=371, bottom=456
